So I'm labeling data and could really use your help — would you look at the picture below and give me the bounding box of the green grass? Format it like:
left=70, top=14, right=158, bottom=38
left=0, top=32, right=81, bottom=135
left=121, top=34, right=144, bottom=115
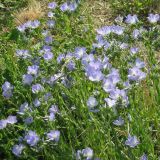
left=0, top=0, right=160, bottom=159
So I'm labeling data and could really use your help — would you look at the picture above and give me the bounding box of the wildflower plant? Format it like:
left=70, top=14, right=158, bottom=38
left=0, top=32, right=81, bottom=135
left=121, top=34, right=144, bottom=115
left=0, top=0, right=160, bottom=159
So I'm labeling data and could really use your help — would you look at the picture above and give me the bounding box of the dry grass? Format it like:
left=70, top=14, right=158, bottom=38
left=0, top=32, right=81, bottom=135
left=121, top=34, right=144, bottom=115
left=85, top=0, right=113, bottom=28
left=13, top=0, right=46, bottom=26
left=13, top=0, right=113, bottom=28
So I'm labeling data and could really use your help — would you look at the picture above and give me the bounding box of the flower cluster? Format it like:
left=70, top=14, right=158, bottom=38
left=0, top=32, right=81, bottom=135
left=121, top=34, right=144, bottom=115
left=147, top=14, right=160, bottom=23
left=1, top=0, right=159, bottom=158
left=125, top=134, right=140, bottom=148
left=16, top=49, right=30, bottom=59
left=0, top=115, right=17, bottom=129
left=76, top=147, right=94, bottom=160
left=17, top=20, right=40, bottom=32
left=2, top=81, right=13, bottom=98
left=125, top=14, right=160, bottom=24
left=96, top=25, right=124, bottom=36
left=46, top=130, right=60, bottom=142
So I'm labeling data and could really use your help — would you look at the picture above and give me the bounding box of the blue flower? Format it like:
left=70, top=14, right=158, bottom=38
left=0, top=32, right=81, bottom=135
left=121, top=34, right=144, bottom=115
left=128, top=67, right=146, bottom=81
left=24, top=21, right=32, bottom=28
left=43, top=92, right=53, bottom=101
left=32, top=84, right=44, bottom=93
left=45, top=36, right=53, bottom=44
left=104, top=98, right=116, bottom=108
left=96, top=26, right=111, bottom=36
left=17, top=20, right=40, bottom=32
left=69, top=3, right=78, bottom=11
left=111, top=25, right=124, bottom=35
left=48, top=12, right=54, bottom=18
left=147, top=14, right=159, bottom=23
left=85, top=60, right=104, bottom=82
left=87, top=69, right=104, bottom=82
left=2, top=81, right=13, bottom=92
left=2, top=90, right=13, bottom=99
left=33, top=98, right=41, bottom=107
left=60, top=2, right=78, bottom=12
left=125, top=135, right=139, bottom=148
left=106, top=89, right=129, bottom=106
left=82, top=147, right=94, bottom=159
left=30, top=20, right=40, bottom=29
left=66, top=52, right=74, bottom=59
left=67, top=60, right=76, bottom=71
left=93, top=35, right=106, bottom=49
left=113, top=117, right=124, bottom=126
left=25, top=131, right=39, bottom=146
left=125, top=14, right=138, bottom=24
left=48, top=2, right=57, bottom=9
left=57, top=54, right=65, bottom=64
left=27, top=65, right=39, bottom=75
left=22, top=74, right=34, bottom=85
left=48, top=113, right=55, bottom=121
left=109, top=89, right=121, bottom=100
left=17, top=25, right=26, bottom=32
left=60, top=2, right=69, bottom=12
left=49, top=105, right=59, bottom=114
left=42, top=30, right=49, bottom=36
left=18, top=102, right=29, bottom=115
left=140, top=153, right=148, bottom=160
left=87, top=96, right=98, bottom=109
left=119, top=43, right=128, bottom=49
left=103, top=78, right=115, bottom=93
left=12, top=144, right=25, bottom=157
left=130, top=47, right=139, bottom=55
left=102, top=56, right=111, bottom=69
left=135, top=58, right=145, bottom=69
left=43, top=45, right=52, bottom=52
left=6, top=115, right=17, bottom=124
left=76, top=150, right=82, bottom=160
left=48, top=73, right=63, bottom=84
left=16, top=49, right=30, bottom=59
left=81, top=54, right=94, bottom=66
left=46, top=130, right=60, bottom=142
left=0, top=120, right=7, bottom=129
left=47, top=20, right=55, bottom=28
left=20, top=20, right=40, bottom=30
left=2, top=81, right=13, bottom=98
left=123, top=81, right=131, bottom=90
left=132, top=29, right=140, bottom=39
left=107, top=69, right=121, bottom=85
left=76, top=148, right=94, bottom=159
left=43, top=51, right=53, bottom=61
left=104, top=41, right=111, bottom=50
left=24, top=117, right=33, bottom=125
left=74, top=47, right=86, bottom=59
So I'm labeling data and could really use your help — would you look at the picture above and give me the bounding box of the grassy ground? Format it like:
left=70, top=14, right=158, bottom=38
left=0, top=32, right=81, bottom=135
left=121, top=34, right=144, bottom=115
left=0, top=0, right=160, bottom=159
